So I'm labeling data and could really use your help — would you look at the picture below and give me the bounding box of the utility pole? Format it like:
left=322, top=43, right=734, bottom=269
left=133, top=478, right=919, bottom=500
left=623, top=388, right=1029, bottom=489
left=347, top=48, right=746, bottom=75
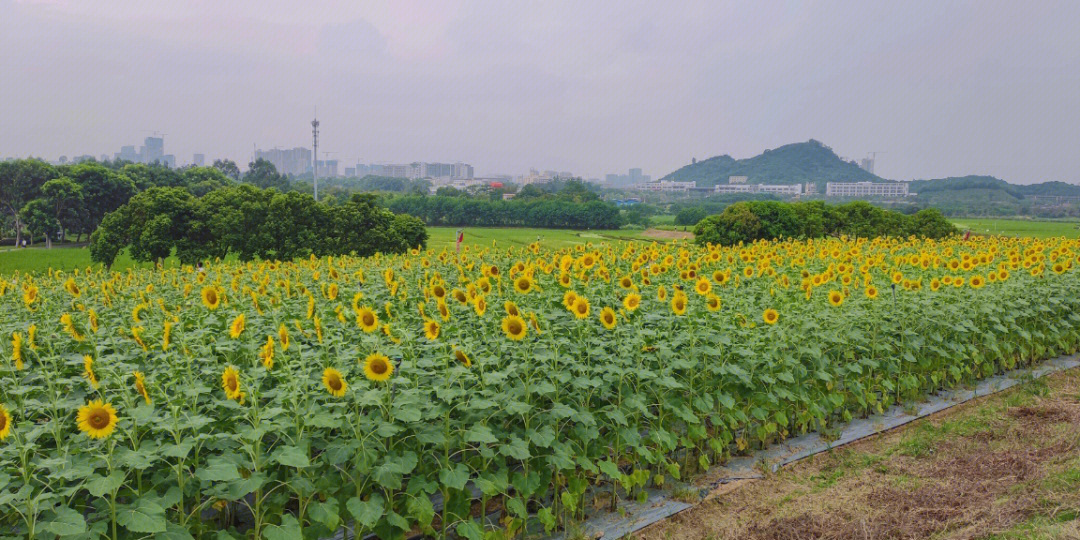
left=312, top=114, right=320, bottom=201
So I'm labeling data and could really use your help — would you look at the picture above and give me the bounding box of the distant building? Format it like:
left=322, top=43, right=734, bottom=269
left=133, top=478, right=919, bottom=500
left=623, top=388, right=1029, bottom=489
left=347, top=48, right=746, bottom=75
left=729, top=175, right=748, bottom=184
left=193, top=153, right=205, bottom=167
left=804, top=182, right=818, bottom=195
left=606, top=168, right=651, bottom=186
left=141, top=136, right=164, bottom=163
left=255, top=147, right=312, bottom=176
left=379, top=162, right=474, bottom=180
left=315, top=159, right=339, bottom=178
left=826, top=181, right=910, bottom=198
left=713, top=183, right=803, bottom=196
left=859, top=157, right=875, bottom=174
left=639, top=180, right=696, bottom=192
left=117, top=146, right=140, bottom=162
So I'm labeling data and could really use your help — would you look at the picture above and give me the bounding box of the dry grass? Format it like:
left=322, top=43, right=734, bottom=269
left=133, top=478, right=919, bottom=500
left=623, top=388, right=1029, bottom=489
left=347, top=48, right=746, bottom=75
left=633, top=369, right=1080, bottom=540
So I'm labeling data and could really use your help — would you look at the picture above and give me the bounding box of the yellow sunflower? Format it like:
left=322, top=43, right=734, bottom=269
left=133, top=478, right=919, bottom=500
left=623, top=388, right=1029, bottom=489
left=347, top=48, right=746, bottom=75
left=970, top=275, right=985, bottom=289
left=572, top=296, right=591, bottom=319
left=657, top=286, right=668, bottom=301
left=763, top=308, right=779, bottom=325
left=563, top=290, right=578, bottom=310
left=513, top=275, right=534, bottom=294
left=705, top=294, right=721, bottom=312
left=0, top=404, right=11, bottom=440
left=423, top=319, right=441, bottom=341
left=259, top=336, right=275, bottom=369
left=10, top=332, right=23, bottom=370
left=201, top=286, right=221, bottom=310
left=599, top=307, right=617, bottom=330
left=473, top=296, right=487, bottom=316
left=278, top=323, right=290, bottom=351
left=694, top=279, right=711, bottom=296
left=356, top=306, right=379, bottom=333
left=453, top=347, right=472, bottom=368
left=828, top=290, right=844, bottom=307
left=83, top=355, right=99, bottom=388
left=362, top=353, right=394, bottom=382
left=76, top=399, right=118, bottom=439
left=623, top=293, right=641, bottom=312
left=865, top=285, right=879, bottom=299
left=221, top=366, right=243, bottom=401
left=671, top=294, right=688, bottom=316
left=322, top=368, right=347, bottom=397
left=134, top=371, right=151, bottom=405
left=502, top=315, right=528, bottom=340
left=229, top=313, right=246, bottom=339
left=504, top=301, right=521, bottom=317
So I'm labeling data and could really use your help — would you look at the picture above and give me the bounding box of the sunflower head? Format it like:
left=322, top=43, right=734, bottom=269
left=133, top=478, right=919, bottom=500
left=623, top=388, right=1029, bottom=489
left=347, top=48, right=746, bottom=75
left=363, top=353, right=394, bottom=382
left=599, top=307, right=617, bottom=329
left=453, top=348, right=472, bottom=367
left=0, top=404, right=11, bottom=440
left=706, top=294, right=721, bottom=312
left=563, top=291, right=578, bottom=310
left=623, top=293, right=641, bottom=312
left=671, top=294, right=688, bottom=316
left=513, top=275, right=533, bottom=294
left=201, top=286, right=221, bottom=309
left=502, top=315, right=528, bottom=340
left=572, top=296, right=591, bottom=319
left=763, top=308, right=779, bottom=325
left=356, top=306, right=379, bottom=333
left=865, top=285, right=879, bottom=299
left=322, top=368, right=347, bottom=397
left=828, top=290, right=844, bottom=307
left=423, top=319, right=441, bottom=340
left=221, top=366, right=243, bottom=401
left=77, top=399, right=118, bottom=439
left=229, top=313, right=246, bottom=339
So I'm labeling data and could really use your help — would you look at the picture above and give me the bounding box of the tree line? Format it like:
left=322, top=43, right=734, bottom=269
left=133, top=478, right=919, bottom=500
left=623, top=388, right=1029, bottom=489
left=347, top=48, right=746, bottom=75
left=90, top=185, right=427, bottom=267
left=694, top=200, right=957, bottom=246
left=384, top=195, right=623, bottom=229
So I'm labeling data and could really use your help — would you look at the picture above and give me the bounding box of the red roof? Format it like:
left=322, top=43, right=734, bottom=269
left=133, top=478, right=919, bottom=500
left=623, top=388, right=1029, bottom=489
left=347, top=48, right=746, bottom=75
left=490, top=182, right=503, bottom=188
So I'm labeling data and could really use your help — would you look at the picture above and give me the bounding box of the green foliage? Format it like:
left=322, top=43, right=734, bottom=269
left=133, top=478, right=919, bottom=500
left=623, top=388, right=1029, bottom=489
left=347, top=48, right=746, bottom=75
left=694, top=201, right=957, bottom=245
left=673, top=206, right=707, bottom=226
left=385, top=195, right=623, bottom=229
left=89, top=186, right=427, bottom=267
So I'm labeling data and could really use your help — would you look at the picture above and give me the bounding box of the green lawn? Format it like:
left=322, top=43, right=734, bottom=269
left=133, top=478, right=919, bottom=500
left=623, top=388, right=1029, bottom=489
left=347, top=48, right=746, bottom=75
left=950, top=218, right=1080, bottom=238
left=0, top=227, right=667, bottom=276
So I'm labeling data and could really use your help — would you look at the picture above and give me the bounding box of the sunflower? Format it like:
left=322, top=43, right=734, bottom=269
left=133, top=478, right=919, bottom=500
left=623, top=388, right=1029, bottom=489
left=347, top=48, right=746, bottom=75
left=322, top=368, right=347, bottom=397
left=356, top=306, right=379, bottom=333
left=623, top=293, right=641, bottom=312
left=60, top=313, right=85, bottom=342
left=221, top=366, right=243, bottom=401
left=930, top=278, right=942, bottom=291
left=10, top=332, right=23, bottom=370
left=513, top=275, right=534, bottom=294
left=828, top=290, right=844, bottom=307
left=671, top=294, right=688, bottom=316
left=134, top=371, right=151, bottom=405
left=970, top=275, right=985, bottom=289
left=431, top=284, right=447, bottom=300
left=599, top=307, right=617, bottom=330
left=502, top=315, right=528, bottom=340
left=83, top=355, right=99, bottom=388
left=558, top=273, right=572, bottom=287
left=453, top=347, right=472, bottom=367
left=695, top=279, right=712, bottom=296
left=706, top=294, right=721, bottom=312
left=562, top=291, right=578, bottom=310
left=865, top=285, right=879, bottom=299
left=618, top=275, right=634, bottom=289
left=229, top=313, right=246, bottom=339
left=201, top=286, right=221, bottom=310
left=1052, top=262, right=1066, bottom=275
left=259, top=336, right=275, bottom=369
left=22, top=285, right=38, bottom=309
left=571, top=296, right=591, bottom=319
left=278, top=323, right=290, bottom=351
left=162, top=320, right=173, bottom=351
left=423, top=319, right=441, bottom=340
left=657, top=286, right=668, bottom=301
left=473, top=296, right=487, bottom=316
left=0, top=404, right=10, bottom=440
left=362, top=353, right=394, bottom=382
left=76, top=399, right=118, bottom=439
left=762, top=308, right=779, bottom=325
left=504, top=301, right=521, bottom=317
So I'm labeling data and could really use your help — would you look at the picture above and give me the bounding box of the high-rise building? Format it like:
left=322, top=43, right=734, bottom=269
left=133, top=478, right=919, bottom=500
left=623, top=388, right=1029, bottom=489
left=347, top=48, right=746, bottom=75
left=255, top=147, right=312, bottom=176
left=859, top=157, right=875, bottom=174
left=141, top=136, right=164, bottom=163
left=193, top=153, right=205, bottom=167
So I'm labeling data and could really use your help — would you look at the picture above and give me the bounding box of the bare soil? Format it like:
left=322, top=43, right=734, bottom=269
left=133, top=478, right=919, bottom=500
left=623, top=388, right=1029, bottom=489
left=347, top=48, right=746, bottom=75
left=633, top=369, right=1080, bottom=540
left=641, top=228, right=694, bottom=240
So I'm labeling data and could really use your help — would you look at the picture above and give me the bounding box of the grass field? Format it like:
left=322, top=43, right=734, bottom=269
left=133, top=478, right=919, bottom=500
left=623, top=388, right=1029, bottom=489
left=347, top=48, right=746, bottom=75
left=951, top=218, right=1080, bottom=238
left=0, top=227, right=678, bottom=275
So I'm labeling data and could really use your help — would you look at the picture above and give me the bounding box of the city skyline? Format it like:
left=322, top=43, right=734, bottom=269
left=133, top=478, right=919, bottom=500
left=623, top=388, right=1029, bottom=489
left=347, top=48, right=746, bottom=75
left=2, top=1, right=1079, bottom=184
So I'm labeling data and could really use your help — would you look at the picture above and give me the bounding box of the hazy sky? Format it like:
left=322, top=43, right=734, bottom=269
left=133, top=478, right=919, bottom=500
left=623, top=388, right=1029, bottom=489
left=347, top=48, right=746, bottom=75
left=2, top=0, right=1078, bottom=183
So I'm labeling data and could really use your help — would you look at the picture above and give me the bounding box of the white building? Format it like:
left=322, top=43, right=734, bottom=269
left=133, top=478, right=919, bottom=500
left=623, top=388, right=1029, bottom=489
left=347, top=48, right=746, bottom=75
left=825, top=181, right=911, bottom=198
left=638, top=180, right=696, bottom=192
left=713, top=183, right=802, bottom=196
left=729, top=175, right=748, bottom=184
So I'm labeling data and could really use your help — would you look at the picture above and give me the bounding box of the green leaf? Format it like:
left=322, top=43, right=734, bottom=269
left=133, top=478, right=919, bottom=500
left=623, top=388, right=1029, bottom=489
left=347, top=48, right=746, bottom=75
left=196, top=459, right=240, bottom=483
left=347, top=493, right=384, bottom=529
left=159, top=522, right=197, bottom=540
left=406, top=495, right=435, bottom=527
left=41, top=506, right=86, bottom=536
left=116, top=497, right=167, bottom=534
left=308, top=498, right=340, bottom=530
left=456, top=520, right=483, bottom=540
left=439, top=463, right=470, bottom=491
left=262, top=514, right=302, bottom=540
left=270, top=445, right=310, bottom=468
left=499, top=436, right=531, bottom=460
left=464, top=424, right=497, bottom=444
left=86, top=471, right=125, bottom=498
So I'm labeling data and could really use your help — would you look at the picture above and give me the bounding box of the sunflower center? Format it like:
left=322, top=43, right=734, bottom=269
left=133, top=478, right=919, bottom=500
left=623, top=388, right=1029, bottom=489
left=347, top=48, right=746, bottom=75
left=362, top=313, right=374, bottom=326
left=329, top=377, right=342, bottom=390
left=509, top=321, right=523, bottom=334
left=89, top=410, right=108, bottom=429
left=0, top=414, right=7, bottom=430
left=371, top=360, right=388, bottom=374
left=227, top=378, right=238, bottom=392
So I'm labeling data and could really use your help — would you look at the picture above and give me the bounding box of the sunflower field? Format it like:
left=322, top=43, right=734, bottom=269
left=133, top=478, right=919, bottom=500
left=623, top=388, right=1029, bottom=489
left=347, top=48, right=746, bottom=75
left=2, top=235, right=1080, bottom=539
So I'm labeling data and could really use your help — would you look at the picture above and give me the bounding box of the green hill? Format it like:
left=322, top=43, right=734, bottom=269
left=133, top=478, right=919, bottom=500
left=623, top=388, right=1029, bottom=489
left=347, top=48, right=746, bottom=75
left=661, top=139, right=883, bottom=187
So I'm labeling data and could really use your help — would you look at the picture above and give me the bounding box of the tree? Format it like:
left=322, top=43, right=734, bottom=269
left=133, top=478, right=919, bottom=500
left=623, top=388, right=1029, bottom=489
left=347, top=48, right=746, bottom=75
left=0, top=159, right=56, bottom=246
left=40, top=177, right=84, bottom=240
left=244, top=158, right=289, bottom=191
left=213, top=159, right=241, bottom=181
left=90, top=187, right=197, bottom=267
left=674, top=207, right=707, bottom=226
left=181, top=167, right=232, bottom=196
left=19, top=199, right=59, bottom=248
left=66, top=163, right=135, bottom=240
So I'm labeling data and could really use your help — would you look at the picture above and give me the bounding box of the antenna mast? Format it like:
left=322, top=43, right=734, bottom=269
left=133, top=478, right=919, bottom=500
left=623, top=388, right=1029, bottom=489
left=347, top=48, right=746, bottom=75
left=312, top=112, right=320, bottom=201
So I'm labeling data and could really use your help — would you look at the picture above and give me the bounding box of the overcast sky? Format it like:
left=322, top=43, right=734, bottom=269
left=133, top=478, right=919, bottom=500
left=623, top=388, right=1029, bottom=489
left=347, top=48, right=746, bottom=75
left=2, top=0, right=1078, bottom=183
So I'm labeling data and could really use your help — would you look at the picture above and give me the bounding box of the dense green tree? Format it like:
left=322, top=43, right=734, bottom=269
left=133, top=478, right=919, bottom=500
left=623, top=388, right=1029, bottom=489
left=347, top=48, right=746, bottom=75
left=213, top=159, right=241, bottom=181
left=40, top=177, right=84, bottom=240
left=65, top=163, right=136, bottom=240
left=244, top=158, right=289, bottom=191
left=0, top=158, right=56, bottom=245
left=674, top=206, right=707, bottom=226
left=19, top=199, right=60, bottom=248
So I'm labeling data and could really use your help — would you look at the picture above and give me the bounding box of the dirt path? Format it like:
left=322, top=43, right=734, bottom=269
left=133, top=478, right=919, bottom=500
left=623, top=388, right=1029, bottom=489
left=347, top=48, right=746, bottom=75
left=640, top=228, right=694, bottom=240
left=633, top=368, right=1080, bottom=540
